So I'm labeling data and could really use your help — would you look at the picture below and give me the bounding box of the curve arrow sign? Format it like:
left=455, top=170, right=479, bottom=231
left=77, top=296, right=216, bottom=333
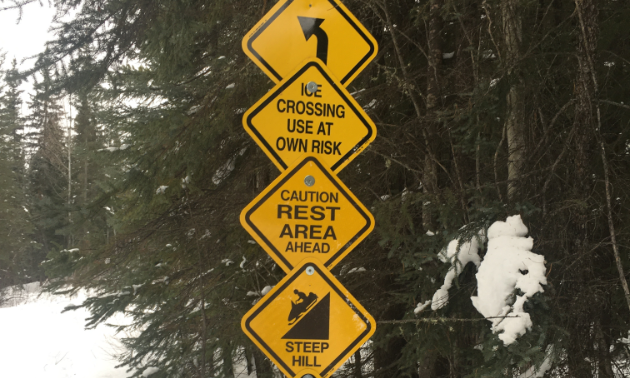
left=298, top=17, right=329, bottom=64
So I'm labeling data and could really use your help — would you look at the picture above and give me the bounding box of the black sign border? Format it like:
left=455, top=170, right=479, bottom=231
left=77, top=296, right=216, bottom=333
left=243, top=156, right=372, bottom=271
left=245, top=60, right=374, bottom=172
left=243, top=261, right=373, bottom=377
left=246, top=0, right=376, bottom=85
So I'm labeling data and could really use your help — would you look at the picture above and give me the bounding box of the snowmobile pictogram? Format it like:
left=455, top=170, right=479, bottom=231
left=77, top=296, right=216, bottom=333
left=288, top=289, right=318, bottom=325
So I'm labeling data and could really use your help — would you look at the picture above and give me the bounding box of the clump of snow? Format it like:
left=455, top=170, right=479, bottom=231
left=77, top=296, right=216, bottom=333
left=99, top=144, right=130, bottom=152
left=181, top=175, right=191, bottom=188
left=471, top=215, right=547, bottom=345
left=225, top=83, right=235, bottom=89
left=431, top=231, right=485, bottom=310
left=156, top=185, right=168, bottom=195
left=212, top=157, right=236, bottom=185
left=261, top=285, right=274, bottom=295
left=349, top=88, right=365, bottom=96
left=414, top=300, right=432, bottom=314
left=222, top=259, right=234, bottom=266
left=142, top=367, right=160, bottom=376
left=482, top=49, right=497, bottom=59
left=187, top=105, right=201, bottom=115
left=348, top=267, right=366, bottom=274
left=442, top=52, right=455, bottom=59
left=363, top=99, right=377, bottom=109
left=212, top=148, right=248, bottom=185
left=518, top=346, right=553, bottom=378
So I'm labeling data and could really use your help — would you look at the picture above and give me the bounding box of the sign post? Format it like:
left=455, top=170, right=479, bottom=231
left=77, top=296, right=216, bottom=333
left=240, top=1, right=378, bottom=376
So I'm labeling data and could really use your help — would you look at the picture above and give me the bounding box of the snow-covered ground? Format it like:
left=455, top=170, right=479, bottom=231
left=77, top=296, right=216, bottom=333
left=0, top=283, right=133, bottom=378
left=0, top=282, right=258, bottom=378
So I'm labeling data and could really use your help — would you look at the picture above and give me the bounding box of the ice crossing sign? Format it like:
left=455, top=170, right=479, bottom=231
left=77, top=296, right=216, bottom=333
left=243, top=59, right=376, bottom=173
left=242, top=259, right=375, bottom=378
left=242, top=0, right=378, bottom=86
left=240, top=156, right=374, bottom=273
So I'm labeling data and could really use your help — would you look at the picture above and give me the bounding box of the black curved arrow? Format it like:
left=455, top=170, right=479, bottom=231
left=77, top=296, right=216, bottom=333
left=298, top=17, right=329, bottom=64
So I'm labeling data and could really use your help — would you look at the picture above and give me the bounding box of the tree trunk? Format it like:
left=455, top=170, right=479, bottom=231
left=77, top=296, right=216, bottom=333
left=596, top=319, right=614, bottom=377
left=417, top=354, right=436, bottom=378
left=222, top=343, right=235, bottom=378
left=374, top=303, right=415, bottom=378
left=422, top=0, right=442, bottom=230
left=502, top=0, right=524, bottom=201
left=253, top=349, right=274, bottom=378
left=353, top=349, right=363, bottom=378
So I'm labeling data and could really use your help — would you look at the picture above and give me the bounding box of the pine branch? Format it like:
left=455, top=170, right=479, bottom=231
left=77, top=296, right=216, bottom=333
left=0, top=0, right=36, bottom=12
left=378, top=315, right=520, bottom=324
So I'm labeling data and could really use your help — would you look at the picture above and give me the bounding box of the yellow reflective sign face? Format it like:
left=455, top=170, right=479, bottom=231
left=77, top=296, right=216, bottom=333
left=242, top=259, right=376, bottom=378
left=243, top=0, right=377, bottom=86
left=243, top=59, right=376, bottom=173
left=241, top=156, right=374, bottom=273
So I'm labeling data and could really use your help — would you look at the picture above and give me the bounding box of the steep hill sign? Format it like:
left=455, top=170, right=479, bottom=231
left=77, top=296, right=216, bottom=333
left=242, top=259, right=375, bottom=378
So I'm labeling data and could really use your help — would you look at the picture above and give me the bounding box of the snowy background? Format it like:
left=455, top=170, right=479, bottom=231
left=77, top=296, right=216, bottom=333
left=0, top=283, right=134, bottom=377
left=0, top=283, right=261, bottom=377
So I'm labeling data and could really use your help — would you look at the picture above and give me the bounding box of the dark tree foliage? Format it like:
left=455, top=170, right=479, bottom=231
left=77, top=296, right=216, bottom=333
left=0, top=59, right=35, bottom=288
left=0, top=0, right=627, bottom=377
left=25, top=57, right=69, bottom=277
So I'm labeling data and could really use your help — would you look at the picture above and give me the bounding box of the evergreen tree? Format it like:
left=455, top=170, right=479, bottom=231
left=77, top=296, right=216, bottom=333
left=65, top=50, right=110, bottom=253
left=26, top=58, right=69, bottom=279
left=0, top=58, right=35, bottom=287
left=29, top=0, right=630, bottom=377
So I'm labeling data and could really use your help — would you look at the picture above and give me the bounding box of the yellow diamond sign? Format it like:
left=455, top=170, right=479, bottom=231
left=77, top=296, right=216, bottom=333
left=241, top=156, right=374, bottom=273
left=243, top=0, right=377, bottom=86
left=242, top=259, right=376, bottom=378
left=243, top=59, right=376, bottom=173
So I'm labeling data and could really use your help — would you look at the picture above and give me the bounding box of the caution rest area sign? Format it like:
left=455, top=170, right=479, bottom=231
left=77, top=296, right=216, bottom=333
left=243, top=59, right=376, bottom=173
left=241, top=259, right=375, bottom=378
left=240, top=156, right=374, bottom=273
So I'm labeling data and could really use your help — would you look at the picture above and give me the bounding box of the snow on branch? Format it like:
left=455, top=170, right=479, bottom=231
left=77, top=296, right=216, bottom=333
left=429, top=230, right=485, bottom=311
left=471, top=215, right=547, bottom=345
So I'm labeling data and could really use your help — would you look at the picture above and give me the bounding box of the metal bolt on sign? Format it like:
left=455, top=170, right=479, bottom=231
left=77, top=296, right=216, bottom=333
left=306, top=81, right=318, bottom=93
left=304, top=175, right=315, bottom=187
